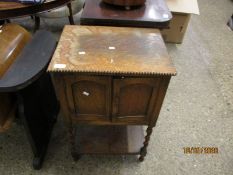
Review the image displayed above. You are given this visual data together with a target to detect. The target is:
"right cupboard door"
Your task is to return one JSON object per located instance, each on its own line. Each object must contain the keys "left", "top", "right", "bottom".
{"left": 112, "top": 77, "right": 160, "bottom": 124}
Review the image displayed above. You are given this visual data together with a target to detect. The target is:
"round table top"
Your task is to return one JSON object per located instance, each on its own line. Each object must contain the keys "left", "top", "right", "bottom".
{"left": 0, "top": 2, "right": 27, "bottom": 10}
{"left": 0, "top": 0, "right": 71, "bottom": 19}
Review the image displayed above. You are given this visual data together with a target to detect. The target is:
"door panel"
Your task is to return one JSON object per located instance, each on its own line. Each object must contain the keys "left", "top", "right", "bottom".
{"left": 65, "top": 75, "right": 111, "bottom": 121}
{"left": 113, "top": 77, "right": 160, "bottom": 123}
{"left": 118, "top": 84, "right": 152, "bottom": 116}
{"left": 73, "top": 81, "right": 106, "bottom": 115}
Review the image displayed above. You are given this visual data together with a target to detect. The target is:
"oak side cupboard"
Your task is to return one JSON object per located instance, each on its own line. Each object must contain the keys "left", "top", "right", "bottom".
{"left": 48, "top": 25, "right": 176, "bottom": 161}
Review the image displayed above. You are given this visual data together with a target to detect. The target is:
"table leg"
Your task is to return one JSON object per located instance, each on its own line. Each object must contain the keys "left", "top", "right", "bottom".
{"left": 139, "top": 126, "right": 153, "bottom": 162}
{"left": 67, "top": 3, "right": 74, "bottom": 25}
{"left": 34, "top": 16, "right": 40, "bottom": 32}
{"left": 17, "top": 73, "right": 59, "bottom": 169}
{"left": 69, "top": 122, "right": 81, "bottom": 161}
{"left": 0, "top": 20, "right": 5, "bottom": 25}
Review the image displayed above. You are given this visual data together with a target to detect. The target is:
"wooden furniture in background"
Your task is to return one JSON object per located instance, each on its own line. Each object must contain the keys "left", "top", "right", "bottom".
{"left": 81, "top": 0, "right": 172, "bottom": 29}
{"left": 0, "top": 25, "right": 59, "bottom": 169}
{"left": 102, "top": 0, "right": 146, "bottom": 6}
{"left": 0, "top": 24, "right": 31, "bottom": 77}
{"left": 37, "top": 0, "right": 84, "bottom": 25}
{"left": 0, "top": 24, "right": 31, "bottom": 132}
{"left": 48, "top": 25, "right": 176, "bottom": 161}
{"left": 0, "top": 0, "right": 74, "bottom": 30}
{"left": 0, "top": 93, "right": 14, "bottom": 132}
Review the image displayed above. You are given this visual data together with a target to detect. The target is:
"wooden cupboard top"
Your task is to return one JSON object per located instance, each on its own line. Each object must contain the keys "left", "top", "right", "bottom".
{"left": 48, "top": 25, "right": 176, "bottom": 76}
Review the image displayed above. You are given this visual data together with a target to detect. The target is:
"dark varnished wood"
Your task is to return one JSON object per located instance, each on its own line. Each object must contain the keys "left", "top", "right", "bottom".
{"left": 112, "top": 77, "right": 160, "bottom": 124}
{"left": 64, "top": 75, "right": 112, "bottom": 122}
{"left": 53, "top": 74, "right": 169, "bottom": 126}
{"left": 0, "top": 29, "right": 59, "bottom": 169}
{"left": 81, "top": 0, "right": 172, "bottom": 28}
{"left": 102, "top": 0, "right": 146, "bottom": 6}
{"left": 139, "top": 76, "right": 171, "bottom": 161}
{"left": 0, "top": 0, "right": 72, "bottom": 20}
{"left": 139, "top": 125, "right": 153, "bottom": 161}
{"left": 67, "top": 2, "right": 74, "bottom": 25}
{"left": 49, "top": 26, "right": 176, "bottom": 160}
{"left": 17, "top": 73, "right": 59, "bottom": 169}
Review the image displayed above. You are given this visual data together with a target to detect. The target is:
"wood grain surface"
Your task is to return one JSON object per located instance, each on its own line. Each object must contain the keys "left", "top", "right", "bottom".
{"left": 0, "top": 0, "right": 72, "bottom": 20}
{"left": 0, "top": 2, "right": 27, "bottom": 10}
{"left": 80, "top": 0, "right": 172, "bottom": 28}
{"left": 0, "top": 24, "right": 30, "bottom": 132}
{"left": 48, "top": 25, "right": 176, "bottom": 76}
{"left": 50, "top": 25, "right": 176, "bottom": 159}
{"left": 0, "top": 23, "right": 31, "bottom": 77}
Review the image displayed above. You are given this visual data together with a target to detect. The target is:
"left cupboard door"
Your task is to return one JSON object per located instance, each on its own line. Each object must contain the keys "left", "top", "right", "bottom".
{"left": 64, "top": 75, "right": 112, "bottom": 122}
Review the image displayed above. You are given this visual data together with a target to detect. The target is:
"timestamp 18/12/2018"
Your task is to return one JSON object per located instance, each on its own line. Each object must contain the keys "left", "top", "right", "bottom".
{"left": 183, "top": 147, "right": 218, "bottom": 154}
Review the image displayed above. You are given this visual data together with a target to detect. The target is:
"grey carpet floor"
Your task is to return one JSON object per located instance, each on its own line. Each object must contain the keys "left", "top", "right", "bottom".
{"left": 0, "top": 0, "right": 233, "bottom": 174}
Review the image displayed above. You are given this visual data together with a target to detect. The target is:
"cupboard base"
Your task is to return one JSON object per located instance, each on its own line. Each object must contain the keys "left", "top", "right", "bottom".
{"left": 72, "top": 125, "right": 144, "bottom": 155}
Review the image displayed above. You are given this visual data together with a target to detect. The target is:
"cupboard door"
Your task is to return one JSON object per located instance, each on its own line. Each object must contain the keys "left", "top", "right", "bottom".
{"left": 64, "top": 75, "right": 111, "bottom": 121}
{"left": 112, "top": 77, "right": 160, "bottom": 124}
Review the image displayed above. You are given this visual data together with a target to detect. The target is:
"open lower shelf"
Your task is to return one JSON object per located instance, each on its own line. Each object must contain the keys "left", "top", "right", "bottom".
{"left": 75, "top": 125, "right": 145, "bottom": 155}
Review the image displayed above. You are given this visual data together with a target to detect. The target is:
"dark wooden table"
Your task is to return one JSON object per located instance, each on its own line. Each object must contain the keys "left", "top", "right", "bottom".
{"left": 0, "top": 0, "right": 74, "bottom": 29}
{"left": 81, "top": 0, "right": 172, "bottom": 29}
{"left": 0, "top": 29, "right": 59, "bottom": 170}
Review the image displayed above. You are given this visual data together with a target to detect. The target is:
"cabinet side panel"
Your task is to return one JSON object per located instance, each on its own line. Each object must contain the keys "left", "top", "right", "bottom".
{"left": 51, "top": 74, "right": 71, "bottom": 122}
{"left": 149, "top": 76, "right": 171, "bottom": 126}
